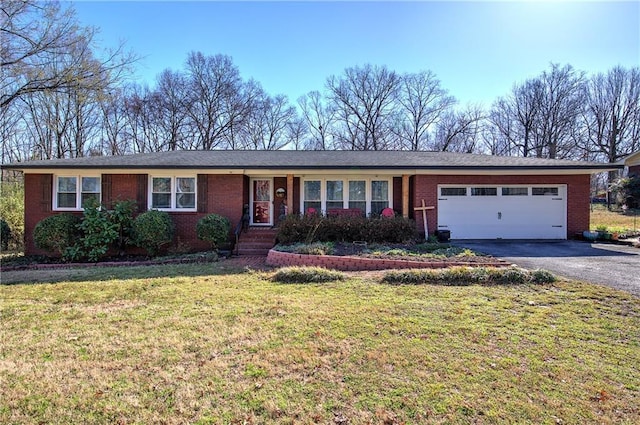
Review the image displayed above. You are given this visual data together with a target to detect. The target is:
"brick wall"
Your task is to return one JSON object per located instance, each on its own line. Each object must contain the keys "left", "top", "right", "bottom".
{"left": 22, "top": 173, "right": 247, "bottom": 256}
{"left": 413, "top": 174, "right": 591, "bottom": 238}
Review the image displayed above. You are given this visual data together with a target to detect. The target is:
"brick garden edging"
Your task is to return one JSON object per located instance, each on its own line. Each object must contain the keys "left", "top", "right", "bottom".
{"left": 266, "top": 249, "right": 510, "bottom": 271}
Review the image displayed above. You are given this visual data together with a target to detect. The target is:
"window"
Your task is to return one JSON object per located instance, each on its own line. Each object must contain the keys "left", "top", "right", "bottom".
{"left": 471, "top": 187, "right": 497, "bottom": 196}
{"left": 326, "top": 180, "right": 344, "bottom": 210}
{"left": 371, "top": 180, "right": 389, "bottom": 214}
{"left": 303, "top": 180, "right": 321, "bottom": 212}
{"left": 301, "top": 178, "right": 391, "bottom": 215}
{"left": 502, "top": 187, "right": 528, "bottom": 196}
{"left": 532, "top": 187, "right": 559, "bottom": 196}
{"left": 348, "top": 180, "right": 366, "bottom": 213}
{"left": 441, "top": 187, "right": 467, "bottom": 196}
{"left": 151, "top": 176, "right": 196, "bottom": 210}
{"left": 55, "top": 176, "right": 100, "bottom": 209}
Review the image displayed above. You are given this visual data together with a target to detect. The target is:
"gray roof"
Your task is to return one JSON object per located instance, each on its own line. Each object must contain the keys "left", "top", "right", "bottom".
{"left": 1, "top": 150, "right": 622, "bottom": 171}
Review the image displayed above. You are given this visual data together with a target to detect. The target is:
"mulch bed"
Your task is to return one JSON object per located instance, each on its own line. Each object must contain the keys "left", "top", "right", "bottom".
{"left": 329, "top": 242, "right": 498, "bottom": 264}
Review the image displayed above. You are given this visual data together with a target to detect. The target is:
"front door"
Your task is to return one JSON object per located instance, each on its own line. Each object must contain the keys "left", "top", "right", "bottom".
{"left": 251, "top": 178, "right": 272, "bottom": 226}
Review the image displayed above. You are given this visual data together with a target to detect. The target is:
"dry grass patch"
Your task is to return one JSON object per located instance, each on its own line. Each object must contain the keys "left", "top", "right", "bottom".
{"left": 1, "top": 262, "right": 639, "bottom": 424}
{"left": 591, "top": 204, "right": 640, "bottom": 233}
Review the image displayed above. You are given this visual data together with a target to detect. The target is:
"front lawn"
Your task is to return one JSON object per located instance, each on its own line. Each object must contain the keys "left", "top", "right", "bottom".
{"left": 591, "top": 204, "right": 640, "bottom": 233}
{"left": 1, "top": 262, "right": 639, "bottom": 424}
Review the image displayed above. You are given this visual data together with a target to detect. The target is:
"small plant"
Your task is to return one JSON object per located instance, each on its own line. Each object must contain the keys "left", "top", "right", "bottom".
{"left": 196, "top": 213, "right": 231, "bottom": 250}
{"left": 272, "top": 266, "right": 346, "bottom": 283}
{"left": 131, "top": 210, "right": 174, "bottom": 256}
{"left": 33, "top": 214, "right": 81, "bottom": 257}
{"left": 0, "top": 219, "right": 11, "bottom": 251}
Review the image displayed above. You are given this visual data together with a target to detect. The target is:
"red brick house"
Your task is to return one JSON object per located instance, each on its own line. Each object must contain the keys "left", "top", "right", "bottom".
{"left": 2, "top": 150, "right": 622, "bottom": 255}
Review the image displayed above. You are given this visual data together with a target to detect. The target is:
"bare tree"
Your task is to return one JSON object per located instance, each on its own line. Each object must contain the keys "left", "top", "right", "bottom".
{"left": 396, "top": 70, "right": 456, "bottom": 150}
{"left": 184, "top": 52, "right": 245, "bottom": 150}
{"left": 582, "top": 66, "right": 640, "bottom": 164}
{"left": 432, "top": 104, "right": 484, "bottom": 153}
{"left": 297, "top": 91, "right": 335, "bottom": 150}
{"left": 1, "top": 0, "right": 135, "bottom": 109}
{"left": 326, "top": 64, "right": 400, "bottom": 150}
{"left": 243, "top": 94, "right": 296, "bottom": 150}
{"left": 535, "top": 63, "right": 586, "bottom": 159}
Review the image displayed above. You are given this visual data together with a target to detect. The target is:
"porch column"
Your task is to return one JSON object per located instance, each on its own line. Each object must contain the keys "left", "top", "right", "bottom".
{"left": 402, "top": 174, "right": 410, "bottom": 218}
{"left": 287, "top": 174, "right": 294, "bottom": 215}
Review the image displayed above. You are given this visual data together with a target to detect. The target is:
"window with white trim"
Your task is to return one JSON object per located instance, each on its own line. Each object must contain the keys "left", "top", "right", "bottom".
{"left": 55, "top": 176, "right": 101, "bottom": 209}
{"left": 150, "top": 176, "right": 196, "bottom": 210}
{"left": 371, "top": 180, "right": 389, "bottom": 214}
{"left": 301, "top": 177, "right": 392, "bottom": 215}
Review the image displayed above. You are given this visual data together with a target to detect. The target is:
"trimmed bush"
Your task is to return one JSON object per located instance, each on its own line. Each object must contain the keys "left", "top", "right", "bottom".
{"left": 196, "top": 213, "right": 231, "bottom": 249}
{"left": 33, "top": 214, "right": 81, "bottom": 257}
{"left": 381, "top": 266, "right": 557, "bottom": 286}
{"left": 131, "top": 210, "right": 174, "bottom": 256}
{"left": 0, "top": 219, "right": 11, "bottom": 251}
{"left": 272, "top": 266, "right": 346, "bottom": 283}
{"left": 277, "top": 214, "right": 416, "bottom": 244}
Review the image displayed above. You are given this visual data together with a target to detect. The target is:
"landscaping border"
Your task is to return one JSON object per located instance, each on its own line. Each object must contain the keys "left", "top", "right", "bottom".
{"left": 266, "top": 249, "right": 510, "bottom": 271}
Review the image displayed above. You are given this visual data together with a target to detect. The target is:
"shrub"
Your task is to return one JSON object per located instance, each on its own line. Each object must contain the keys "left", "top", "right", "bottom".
{"left": 131, "top": 210, "right": 174, "bottom": 256}
{"left": 196, "top": 213, "right": 231, "bottom": 249}
{"left": 0, "top": 219, "right": 11, "bottom": 251}
{"left": 33, "top": 214, "right": 81, "bottom": 257}
{"left": 381, "top": 266, "right": 557, "bottom": 286}
{"left": 108, "top": 199, "right": 137, "bottom": 253}
{"left": 0, "top": 180, "right": 24, "bottom": 250}
{"left": 276, "top": 214, "right": 416, "bottom": 244}
{"left": 272, "top": 266, "right": 346, "bottom": 283}
{"left": 75, "top": 199, "right": 118, "bottom": 262}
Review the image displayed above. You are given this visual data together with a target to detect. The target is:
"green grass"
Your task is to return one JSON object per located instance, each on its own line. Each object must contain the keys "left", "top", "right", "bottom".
{"left": 1, "top": 262, "right": 639, "bottom": 424}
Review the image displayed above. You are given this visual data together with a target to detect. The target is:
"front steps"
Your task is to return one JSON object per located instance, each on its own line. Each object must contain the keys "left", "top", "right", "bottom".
{"left": 235, "top": 227, "right": 278, "bottom": 256}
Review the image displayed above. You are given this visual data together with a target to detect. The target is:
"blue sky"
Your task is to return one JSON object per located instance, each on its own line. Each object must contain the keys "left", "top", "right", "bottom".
{"left": 72, "top": 1, "right": 639, "bottom": 107}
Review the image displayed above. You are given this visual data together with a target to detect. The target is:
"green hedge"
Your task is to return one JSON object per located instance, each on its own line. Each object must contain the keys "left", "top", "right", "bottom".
{"left": 196, "top": 213, "right": 231, "bottom": 249}
{"left": 33, "top": 214, "right": 81, "bottom": 257}
{"left": 277, "top": 214, "right": 416, "bottom": 244}
{"left": 131, "top": 210, "right": 174, "bottom": 256}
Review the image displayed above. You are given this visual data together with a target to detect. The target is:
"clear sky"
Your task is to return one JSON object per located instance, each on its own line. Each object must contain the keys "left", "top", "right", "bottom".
{"left": 72, "top": 0, "right": 640, "bottom": 107}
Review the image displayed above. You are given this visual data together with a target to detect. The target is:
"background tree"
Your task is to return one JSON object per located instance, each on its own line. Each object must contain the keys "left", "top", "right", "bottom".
{"left": 327, "top": 64, "right": 400, "bottom": 150}
{"left": 396, "top": 70, "right": 456, "bottom": 151}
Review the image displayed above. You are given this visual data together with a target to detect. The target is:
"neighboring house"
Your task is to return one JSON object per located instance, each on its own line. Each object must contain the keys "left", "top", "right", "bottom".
{"left": 2, "top": 150, "right": 622, "bottom": 255}
{"left": 625, "top": 151, "right": 640, "bottom": 177}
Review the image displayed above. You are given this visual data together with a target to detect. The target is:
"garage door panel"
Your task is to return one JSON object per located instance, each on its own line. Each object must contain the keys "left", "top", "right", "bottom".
{"left": 437, "top": 185, "right": 566, "bottom": 239}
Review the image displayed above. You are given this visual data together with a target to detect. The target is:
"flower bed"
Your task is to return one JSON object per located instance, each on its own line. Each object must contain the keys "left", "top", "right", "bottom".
{"left": 266, "top": 249, "right": 509, "bottom": 271}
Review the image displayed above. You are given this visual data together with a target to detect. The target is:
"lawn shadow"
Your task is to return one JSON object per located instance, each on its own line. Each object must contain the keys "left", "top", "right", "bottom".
{"left": 0, "top": 257, "right": 272, "bottom": 285}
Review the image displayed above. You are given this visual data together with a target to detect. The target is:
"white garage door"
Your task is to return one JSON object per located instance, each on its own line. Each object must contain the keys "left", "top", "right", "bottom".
{"left": 437, "top": 185, "right": 567, "bottom": 239}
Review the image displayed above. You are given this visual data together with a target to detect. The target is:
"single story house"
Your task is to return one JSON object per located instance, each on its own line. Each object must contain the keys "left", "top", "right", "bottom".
{"left": 2, "top": 150, "right": 623, "bottom": 255}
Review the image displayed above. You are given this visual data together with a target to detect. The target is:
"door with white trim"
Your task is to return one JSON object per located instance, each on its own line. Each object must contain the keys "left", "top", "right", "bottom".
{"left": 250, "top": 178, "right": 273, "bottom": 226}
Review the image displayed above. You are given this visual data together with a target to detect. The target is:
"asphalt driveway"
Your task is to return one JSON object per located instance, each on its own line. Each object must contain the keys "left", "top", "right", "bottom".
{"left": 454, "top": 240, "right": 640, "bottom": 297}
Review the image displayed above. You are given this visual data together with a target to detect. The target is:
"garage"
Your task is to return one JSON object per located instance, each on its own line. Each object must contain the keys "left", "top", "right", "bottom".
{"left": 437, "top": 185, "right": 567, "bottom": 239}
